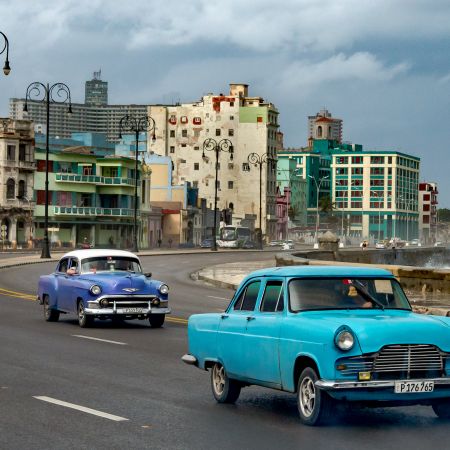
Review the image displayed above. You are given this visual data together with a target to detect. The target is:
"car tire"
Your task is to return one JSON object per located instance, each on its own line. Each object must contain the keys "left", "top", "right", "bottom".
{"left": 43, "top": 295, "right": 60, "bottom": 322}
{"left": 297, "top": 367, "right": 336, "bottom": 426}
{"left": 149, "top": 314, "right": 165, "bottom": 328}
{"left": 78, "top": 301, "right": 94, "bottom": 328}
{"left": 433, "top": 401, "right": 450, "bottom": 419}
{"left": 210, "top": 362, "right": 241, "bottom": 404}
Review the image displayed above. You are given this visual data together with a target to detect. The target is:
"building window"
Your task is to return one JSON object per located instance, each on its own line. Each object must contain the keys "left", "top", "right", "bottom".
{"left": 216, "top": 129, "right": 221, "bottom": 136}
{"left": 169, "top": 115, "right": 176, "bottom": 125}
{"left": 182, "top": 129, "right": 187, "bottom": 137}
{"left": 6, "top": 178, "right": 15, "bottom": 199}
{"left": 181, "top": 143, "right": 187, "bottom": 147}
{"left": 230, "top": 102, "right": 234, "bottom": 107}
{"left": 170, "top": 146, "right": 175, "bottom": 153}
{"left": 257, "top": 116, "right": 263, "bottom": 123}
{"left": 170, "top": 130, "right": 175, "bottom": 138}
{"left": 194, "top": 163, "right": 199, "bottom": 170}
{"left": 194, "top": 146, "right": 199, "bottom": 150}
{"left": 228, "top": 129, "right": 234, "bottom": 136}
{"left": 79, "top": 193, "right": 92, "bottom": 207}
{"left": 352, "top": 156, "right": 363, "bottom": 164}
{"left": 228, "top": 181, "right": 233, "bottom": 189}
{"left": 7, "top": 145, "right": 15, "bottom": 161}
{"left": 370, "top": 156, "right": 384, "bottom": 164}
{"left": 317, "top": 126, "right": 323, "bottom": 137}
{"left": 230, "top": 115, "right": 234, "bottom": 120}
{"left": 193, "top": 129, "right": 200, "bottom": 137}
{"left": 352, "top": 167, "right": 363, "bottom": 175}
{"left": 193, "top": 117, "right": 201, "bottom": 124}
{"left": 180, "top": 116, "right": 188, "bottom": 124}
{"left": 18, "top": 180, "right": 25, "bottom": 198}
{"left": 193, "top": 181, "right": 198, "bottom": 188}
{"left": 19, "top": 144, "right": 26, "bottom": 161}
{"left": 336, "top": 157, "right": 348, "bottom": 164}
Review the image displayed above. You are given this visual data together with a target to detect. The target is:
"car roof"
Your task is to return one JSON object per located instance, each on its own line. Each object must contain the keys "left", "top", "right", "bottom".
{"left": 61, "top": 249, "right": 140, "bottom": 261}
{"left": 242, "top": 265, "right": 394, "bottom": 281}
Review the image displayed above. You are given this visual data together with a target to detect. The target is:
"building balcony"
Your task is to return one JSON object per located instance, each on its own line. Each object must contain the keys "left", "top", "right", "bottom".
{"left": 53, "top": 206, "right": 137, "bottom": 217}
{"left": 55, "top": 173, "right": 135, "bottom": 186}
{"left": 18, "top": 160, "right": 36, "bottom": 170}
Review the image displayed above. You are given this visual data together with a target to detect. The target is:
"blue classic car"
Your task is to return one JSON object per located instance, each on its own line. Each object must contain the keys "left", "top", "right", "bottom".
{"left": 182, "top": 266, "right": 450, "bottom": 425}
{"left": 37, "top": 249, "right": 170, "bottom": 328}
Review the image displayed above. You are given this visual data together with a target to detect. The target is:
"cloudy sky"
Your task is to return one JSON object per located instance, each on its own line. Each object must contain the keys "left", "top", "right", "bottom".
{"left": 1, "top": 0, "right": 449, "bottom": 206}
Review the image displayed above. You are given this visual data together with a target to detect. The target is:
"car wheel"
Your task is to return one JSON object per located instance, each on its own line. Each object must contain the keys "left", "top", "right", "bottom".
{"left": 78, "top": 301, "right": 93, "bottom": 328}
{"left": 433, "top": 401, "right": 450, "bottom": 419}
{"left": 210, "top": 362, "right": 241, "bottom": 404}
{"left": 297, "top": 367, "right": 336, "bottom": 426}
{"left": 43, "top": 295, "right": 60, "bottom": 322}
{"left": 149, "top": 314, "right": 165, "bottom": 328}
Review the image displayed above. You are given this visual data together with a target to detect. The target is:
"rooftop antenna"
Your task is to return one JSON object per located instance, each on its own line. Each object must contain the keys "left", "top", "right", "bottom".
{"left": 93, "top": 69, "right": 101, "bottom": 80}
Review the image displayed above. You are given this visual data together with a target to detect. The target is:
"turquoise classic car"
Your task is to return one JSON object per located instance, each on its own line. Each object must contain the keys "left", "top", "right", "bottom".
{"left": 182, "top": 266, "right": 450, "bottom": 425}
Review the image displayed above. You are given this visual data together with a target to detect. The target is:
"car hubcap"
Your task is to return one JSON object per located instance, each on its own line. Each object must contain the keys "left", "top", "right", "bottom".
{"left": 213, "top": 365, "right": 225, "bottom": 395}
{"left": 299, "top": 377, "right": 316, "bottom": 417}
{"left": 78, "top": 304, "right": 85, "bottom": 322}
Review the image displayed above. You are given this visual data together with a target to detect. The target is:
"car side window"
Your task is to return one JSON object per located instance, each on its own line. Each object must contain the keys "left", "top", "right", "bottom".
{"left": 241, "top": 281, "right": 261, "bottom": 311}
{"left": 233, "top": 289, "right": 246, "bottom": 310}
{"left": 260, "top": 281, "right": 284, "bottom": 312}
{"left": 68, "top": 258, "right": 79, "bottom": 273}
{"left": 57, "top": 258, "right": 69, "bottom": 273}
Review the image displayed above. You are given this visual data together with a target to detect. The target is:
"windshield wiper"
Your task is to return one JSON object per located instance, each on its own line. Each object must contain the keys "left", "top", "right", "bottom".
{"left": 351, "top": 280, "right": 385, "bottom": 310}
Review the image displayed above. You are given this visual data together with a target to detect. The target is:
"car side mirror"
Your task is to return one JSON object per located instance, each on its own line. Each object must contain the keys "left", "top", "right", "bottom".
{"left": 144, "top": 272, "right": 152, "bottom": 278}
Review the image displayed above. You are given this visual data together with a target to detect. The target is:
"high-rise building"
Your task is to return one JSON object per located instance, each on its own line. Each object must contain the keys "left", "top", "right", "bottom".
{"left": 9, "top": 74, "right": 147, "bottom": 143}
{"left": 148, "top": 83, "right": 280, "bottom": 240}
{"left": 85, "top": 70, "right": 108, "bottom": 106}
{"left": 308, "top": 109, "right": 343, "bottom": 142}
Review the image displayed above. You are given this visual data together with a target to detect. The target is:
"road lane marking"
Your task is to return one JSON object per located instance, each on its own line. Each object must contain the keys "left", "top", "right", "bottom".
{"left": 166, "top": 316, "right": 188, "bottom": 324}
{"left": 208, "top": 295, "right": 229, "bottom": 300}
{"left": 72, "top": 335, "right": 127, "bottom": 345}
{"left": 33, "top": 396, "right": 129, "bottom": 421}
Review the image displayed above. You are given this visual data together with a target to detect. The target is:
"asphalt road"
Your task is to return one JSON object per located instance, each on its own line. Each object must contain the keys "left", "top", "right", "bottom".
{"left": 1, "top": 251, "right": 450, "bottom": 450}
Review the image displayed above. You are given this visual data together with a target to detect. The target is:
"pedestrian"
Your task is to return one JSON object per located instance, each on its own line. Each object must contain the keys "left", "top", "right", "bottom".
{"left": 157, "top": 238, "right": 162, "bottom": 248}
{"left": 362, "top": 240, "right": 367, "bottom": 250}
{"left": 168, "top": 238, "right": 173, "bottom": 248}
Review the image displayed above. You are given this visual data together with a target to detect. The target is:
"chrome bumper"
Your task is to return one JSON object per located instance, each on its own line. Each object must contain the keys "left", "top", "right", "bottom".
{"left": 181, "top": 354, "right": 198, "bottom": 366}
{"left": 316, "top": 377, "right": 450, "bottom": 391}
{"left": 85, "top": 307, "right": 171, "bottom": 315}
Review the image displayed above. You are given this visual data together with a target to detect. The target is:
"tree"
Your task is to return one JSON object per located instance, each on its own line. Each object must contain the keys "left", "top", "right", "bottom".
{"left": 319, "top": 195, "right": 334, "bottom": 214}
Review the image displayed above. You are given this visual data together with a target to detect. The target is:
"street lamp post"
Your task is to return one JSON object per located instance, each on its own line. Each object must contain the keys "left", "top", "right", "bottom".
{"left": 0, "top": 31, "right": 11, "bottom": 75}
{"left": 24, "top": 82, "right": 72, "bottom": 258}
{"left": 245, "top": 152, "right": 277, "bottom": 250}
{"left": 202, "top": 138, "right": 234, "bottom": 252}
{"left": 118, "top": 115, "right": 156, "bottom": 253}
{"left": 308, "top": 174, "right": 329, "bottom": 246}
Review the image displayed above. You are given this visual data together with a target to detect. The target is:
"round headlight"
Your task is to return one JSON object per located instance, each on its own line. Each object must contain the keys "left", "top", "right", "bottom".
{"left": 90, "top": 285, "right": 101, "bottom": 295}
{"left": 335, "top": 330, "right": 354, "bottom": 351}
{"left": 159, "top": 284, "right": 169, "bottom": 295}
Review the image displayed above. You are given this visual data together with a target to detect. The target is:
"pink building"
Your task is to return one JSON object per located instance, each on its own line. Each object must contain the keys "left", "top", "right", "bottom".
{"left": 276, "top": 186, "right": 290, "bottom": 240}
{"left": 419, "top": 182, "right": 438, "bottom": 243}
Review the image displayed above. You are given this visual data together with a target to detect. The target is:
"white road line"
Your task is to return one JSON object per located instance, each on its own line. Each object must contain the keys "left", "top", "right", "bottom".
{"left": 72, "top": 335, "right": 127, "bottom": 345}
{"left": 208, "top": 296, "right": 229, "bottom": 300}
{"left": 33, "top": 396, "right": 129, "bottom": 422}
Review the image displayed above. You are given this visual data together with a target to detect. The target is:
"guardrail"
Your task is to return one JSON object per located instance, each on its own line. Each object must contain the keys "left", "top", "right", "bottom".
{"left": 55, "top": 173, "right": 135, "bottom": 186}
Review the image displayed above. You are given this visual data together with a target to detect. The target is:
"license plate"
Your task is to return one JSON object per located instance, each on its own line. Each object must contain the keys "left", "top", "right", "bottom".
{"left": 394, "top": 381, "right": 434, "bottom": 394}
{"left": 120, "top": 308, "right": 145, "bottom": 314}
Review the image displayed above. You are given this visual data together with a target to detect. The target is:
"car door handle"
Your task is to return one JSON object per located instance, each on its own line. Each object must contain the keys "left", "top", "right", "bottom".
{"left": 246, "top": 316, "right": 255, "bottom": 321}
{"left": 221, "top": 314, "right": 229, "bottom": 319}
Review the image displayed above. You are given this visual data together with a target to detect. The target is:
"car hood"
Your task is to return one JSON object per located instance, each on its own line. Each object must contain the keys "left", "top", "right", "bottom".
{"left": 78, "top": 272, "right": 156, "bottom": 293}
{"left": 305, "top": 310, "right": 450, "bottom": 353}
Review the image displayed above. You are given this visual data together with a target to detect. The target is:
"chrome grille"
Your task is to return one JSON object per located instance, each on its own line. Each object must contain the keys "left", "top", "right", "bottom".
{"left": 338, "top": 356, "right": 374, "bottom": 376}
{"left": 374, "top": 344, "right": 443, "bottom": 374}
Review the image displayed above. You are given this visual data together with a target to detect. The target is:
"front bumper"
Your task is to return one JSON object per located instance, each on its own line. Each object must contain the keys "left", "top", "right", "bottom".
{"left": 316, "top": 377, "right": 450, "bottom": 391}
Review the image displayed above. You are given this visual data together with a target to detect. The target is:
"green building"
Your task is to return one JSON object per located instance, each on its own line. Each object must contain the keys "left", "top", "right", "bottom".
{"left": 33, "top": 136, "right": 145, "bottom": 248}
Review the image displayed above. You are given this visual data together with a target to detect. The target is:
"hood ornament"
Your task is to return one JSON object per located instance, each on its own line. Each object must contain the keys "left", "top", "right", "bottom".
{"left": 122, "top": 288, "right": 139, "bottom": 292}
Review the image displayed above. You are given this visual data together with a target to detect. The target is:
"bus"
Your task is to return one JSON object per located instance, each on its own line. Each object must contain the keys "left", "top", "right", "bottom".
{"left": 217, "top": 226, "right": 252, "bottom": 248}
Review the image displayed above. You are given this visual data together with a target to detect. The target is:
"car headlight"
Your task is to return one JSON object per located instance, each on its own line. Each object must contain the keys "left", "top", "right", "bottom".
{"left": 90, "top": 285, "right": 102, "bottom": 295}
{"left": 334, "top": 329, "right": 354, "bottom": 351}
{"left": 159, "top": 284, "right": 169, "bottom": 295}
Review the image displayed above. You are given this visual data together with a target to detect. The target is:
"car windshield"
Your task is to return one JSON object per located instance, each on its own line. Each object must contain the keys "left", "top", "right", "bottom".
{"left": 289, "top": 277, "right": 411, "bottom": 312}
{"left": 81, "top": 256, "right": 142, "bottom": 274}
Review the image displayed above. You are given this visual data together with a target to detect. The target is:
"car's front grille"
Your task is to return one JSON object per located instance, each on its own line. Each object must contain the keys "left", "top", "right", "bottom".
{"left": 102, "top": 298, "right": 152, "bottom": 309}
{"left": 373, "top": 344, "right": 443, "bottom": 379}
{"left": 337, "top": 344, "right": 445, "bottom": 380}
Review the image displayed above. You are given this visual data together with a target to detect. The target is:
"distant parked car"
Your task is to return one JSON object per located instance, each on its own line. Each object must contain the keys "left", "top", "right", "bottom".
{"left": 282, "top": 241, "right": 294, "bottom": 250}
{"left": 268, "top": 240, "right": 283, "bottom": 247}
{"left": 407, "top": 239, "right": 421, "bottom": 247}
{"left": 200, "top": 238, "right": 214, "bottom": 248}
{"left": 183, "top": 265, "right": 450, "bottom": 425}
{"left": 37, "top": 249, "right": 170, "bottom": 328}
{"left": 375, "top": 241, "right": 387, "bottom": 249}
{"left": 434, "top": 241, "right": 444, "bottom": 247}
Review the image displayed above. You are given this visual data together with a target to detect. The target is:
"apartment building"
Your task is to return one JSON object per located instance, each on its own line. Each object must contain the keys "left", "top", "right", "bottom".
{"left": 331, "top": 150, "right": 420, "bottom": 240}
{"left": 419, "top": 182, "right": 438, "bottom": 243}
{"left": 308, "top": 109, "right": 343, "bottom": 143}
{"left": 0, "top": 118, "right": 35, "bottom": 247}
{"left": 148, "top": 83, "right": 280, "bottom": 240}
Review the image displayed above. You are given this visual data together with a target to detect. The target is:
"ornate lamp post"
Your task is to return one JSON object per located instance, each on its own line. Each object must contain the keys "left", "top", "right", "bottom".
{"left": 24, "top": 82, "right": 72, "bottom": 258}
{"left": 0, "top": 31, "right": 11, "bottom": 75}
{"left": 308, "top": 174, "right": 329, "bottom": 247}
{"left": 202, "top": 138, "right": 234, "bottom": 251}
{"left": 118, "top": 115, "right": 156, "bottom": 253}
{"left": 245, "top": 152, "right": 277, "bottom": 250}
